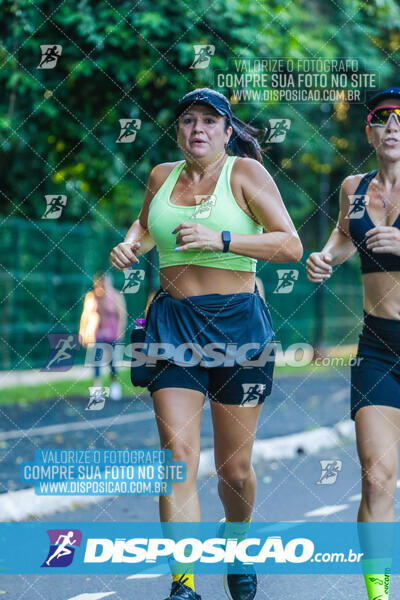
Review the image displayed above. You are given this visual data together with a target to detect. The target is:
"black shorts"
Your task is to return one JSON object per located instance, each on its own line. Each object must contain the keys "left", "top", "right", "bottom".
{"left": 351, "top": 312, "right": 400, "bottom": 420}
{"left": 148, "top": 344, "right": 275, "bottom": 406}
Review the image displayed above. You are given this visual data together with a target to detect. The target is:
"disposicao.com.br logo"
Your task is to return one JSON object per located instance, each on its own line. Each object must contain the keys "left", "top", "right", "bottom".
{"left": 84, "top": 535, "right": 313, "bottom": 564}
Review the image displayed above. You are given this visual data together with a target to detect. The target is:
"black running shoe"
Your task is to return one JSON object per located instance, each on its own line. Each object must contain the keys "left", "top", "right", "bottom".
{"left": 217, "top": 519, "right": 257, "bottom": 600}
{"left": 223, "top": 566, "right": 257, "bottom": 600}
{"left": 164, "top": 575, "right": 201, "bottom": 600}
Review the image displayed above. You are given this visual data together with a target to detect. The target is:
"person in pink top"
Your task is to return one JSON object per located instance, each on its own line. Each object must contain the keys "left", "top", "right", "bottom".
{"left": 79, "top": 272, "right": 127, "bottom": 400}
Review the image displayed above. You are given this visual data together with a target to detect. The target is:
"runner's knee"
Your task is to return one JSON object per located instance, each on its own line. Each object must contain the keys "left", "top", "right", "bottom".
{"left": 217, "top": 459, "right": 253, "bottom": 490}
{"left": 163, "top": 439, "right": 200, "bottom": 481}
{"left": 362, "top": 457, "right": 397, "bottom": 501}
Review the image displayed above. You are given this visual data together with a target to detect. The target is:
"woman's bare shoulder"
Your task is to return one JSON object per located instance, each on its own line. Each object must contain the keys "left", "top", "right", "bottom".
{"left": 140, "top": 161, "right": 184, "bottom": 205}
{"left": 231, "top": 155, "right": 264, "bottom": 171}
{"left": 231, "top": 156, "right": 273, "bottom": 181}
{"left": 150, "top": 161, "right": 183, "bottom": 185}
{"left": 341, "top": 173, "right": 370, "bottom": 194}
{"left": 231, "top": 157, "right": 278, "bottom": 195}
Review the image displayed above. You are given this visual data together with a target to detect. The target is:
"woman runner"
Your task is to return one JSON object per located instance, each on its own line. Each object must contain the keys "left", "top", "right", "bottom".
{"left": 307, "top": 87, "right": 400, "bottom": 600}
{"left": 111, "top": 88, "right": 302, "bottom": 600}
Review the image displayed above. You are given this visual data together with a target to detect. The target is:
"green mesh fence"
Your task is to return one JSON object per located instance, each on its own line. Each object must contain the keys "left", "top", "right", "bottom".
{"left": 0, "top": 217, "right": 363, "bottom": 371}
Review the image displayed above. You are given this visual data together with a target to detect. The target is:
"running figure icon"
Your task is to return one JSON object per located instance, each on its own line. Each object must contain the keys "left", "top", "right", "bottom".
{"left": 45, "top": 335, "right": 77, "bottom": 370}
{"left": 45, "top": 531, "right": 77, "bottom": 566}
{"left": 37, "top": 45, "right": 62, "bottom": 69}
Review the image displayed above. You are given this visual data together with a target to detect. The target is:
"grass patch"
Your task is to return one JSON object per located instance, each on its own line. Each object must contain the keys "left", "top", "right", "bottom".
{"left": 0, "top": 369, "right": 145, "bottom": 406}
{"left": 0, "top": 359, "right": 351, "bottom": 406}
{"left": 275, "top": 362, "right": 348, "bottom": 377}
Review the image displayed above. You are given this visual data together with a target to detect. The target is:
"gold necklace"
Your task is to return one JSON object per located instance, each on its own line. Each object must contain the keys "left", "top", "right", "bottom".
{"left": 373, "top": 173, "right": 400, "bottom": 225}
{"left": 373, "top": 174, "right": 387, "bottom": 209}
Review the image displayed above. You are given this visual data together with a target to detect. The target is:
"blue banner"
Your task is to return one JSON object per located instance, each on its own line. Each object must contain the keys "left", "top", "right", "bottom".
{"left": 0, "top": 522, "right": 399, "bottom": 574}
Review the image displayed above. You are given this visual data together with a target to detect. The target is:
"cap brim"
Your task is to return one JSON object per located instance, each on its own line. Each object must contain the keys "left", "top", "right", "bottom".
{"left": 175, "top": 99, "right": 226, "bottom": 119}
{"left": 368, "top": 93, "right": 400, "bottom": 111}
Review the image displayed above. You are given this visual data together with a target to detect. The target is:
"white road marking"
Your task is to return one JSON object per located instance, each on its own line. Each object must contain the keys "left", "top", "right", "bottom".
{"left": 258, "top": 521, "right": 305, "bottom": 534}
{"left": 305, "top": 504, "right": 349, "bottom": 517}
{"left": 333, "top": 419, "right": 355, "bottom": 439}
{"left": 330, "top": 388, "right": 349, "bottom": 403}
{"left": 348, "top": 493, "right": 361, "bottom": 502}
{"left": 67, "top": 593, "right": 116, "bottom": 600}
{"left": 0, "top": 402, "right": 211, "bottom": 441}
{"left": 126, "top": 573, "right": 163, "bottom": 579}
{"left": 0, "top": 411, "right": 154, "bottom": 440}
{"left": 0, "top": 486, "right": 108, "bottom": 521}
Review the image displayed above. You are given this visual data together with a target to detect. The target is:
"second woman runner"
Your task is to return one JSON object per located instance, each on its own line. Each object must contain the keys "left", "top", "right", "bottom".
{"left": 307, "top": 87, "right": 400, "bottom": 600}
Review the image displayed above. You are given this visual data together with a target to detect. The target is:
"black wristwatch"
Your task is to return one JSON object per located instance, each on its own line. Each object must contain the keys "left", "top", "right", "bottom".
{"left": 222, "top": 230, "right": 231, "bottom": 253}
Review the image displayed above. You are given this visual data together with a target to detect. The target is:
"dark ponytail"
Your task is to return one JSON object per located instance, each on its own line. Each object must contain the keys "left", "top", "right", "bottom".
{"left": 226, "top": 115, "right": 266, "bottom": 164}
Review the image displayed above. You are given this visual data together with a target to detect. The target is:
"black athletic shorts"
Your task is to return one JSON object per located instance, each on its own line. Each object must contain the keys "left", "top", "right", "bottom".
{"left": 148, "top": 344, "right": 275, "bottom": 406}
{"left": 351, "top": 311, "right": 400, "bottom": 420}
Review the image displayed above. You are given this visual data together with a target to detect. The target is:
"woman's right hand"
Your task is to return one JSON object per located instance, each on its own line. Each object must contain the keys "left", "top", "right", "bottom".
{"left": 109, "top": 241, "right": 141, "bottom": 271}
{"left": 306, "top": 251, "right": 333, "bottom": 282}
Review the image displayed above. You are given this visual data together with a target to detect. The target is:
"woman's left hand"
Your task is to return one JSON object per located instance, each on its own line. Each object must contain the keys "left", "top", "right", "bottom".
{"left": 173, "top": 222, "right": 224, "bottom": 252}
{"left": 365, "top": 226, "right": 400, "bottom": 256}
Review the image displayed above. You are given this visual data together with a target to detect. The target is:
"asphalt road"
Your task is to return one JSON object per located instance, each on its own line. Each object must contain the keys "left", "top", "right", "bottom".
{"left": 0, "top": 371, "right": 351, "bottom": 493}
{"left": 1, "top": 371, "right": 400, "bottom": 599}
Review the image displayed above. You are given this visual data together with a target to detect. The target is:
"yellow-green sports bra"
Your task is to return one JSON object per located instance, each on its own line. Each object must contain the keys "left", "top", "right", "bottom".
{"left": 147, "top": 155, "right": 263, "bottom": 272}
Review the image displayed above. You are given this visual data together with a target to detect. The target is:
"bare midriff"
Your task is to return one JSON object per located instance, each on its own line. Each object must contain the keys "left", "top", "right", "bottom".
{"left": 159, "top": 264, "right": 255, "bottom": 299}
{"left": 363, "top": 272, "right": 400, "bottom": 320}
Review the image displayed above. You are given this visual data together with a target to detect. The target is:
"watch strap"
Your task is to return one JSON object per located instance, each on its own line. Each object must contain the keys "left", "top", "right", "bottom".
{"left": 222, "top": 230, "right": 231, "bottom": 253}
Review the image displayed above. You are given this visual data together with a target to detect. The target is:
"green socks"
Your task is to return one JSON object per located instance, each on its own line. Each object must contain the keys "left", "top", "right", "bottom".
{"left": 223, "top": 517, "right": 252, "bottom": 542}
{"left": 362, "top": 558, "right": 391, "bottom": 600}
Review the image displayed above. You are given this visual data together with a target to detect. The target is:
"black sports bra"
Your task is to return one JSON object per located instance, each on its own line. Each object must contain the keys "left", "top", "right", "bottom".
{"left": 348, "top": 170, "right": 400, "bottom": 274}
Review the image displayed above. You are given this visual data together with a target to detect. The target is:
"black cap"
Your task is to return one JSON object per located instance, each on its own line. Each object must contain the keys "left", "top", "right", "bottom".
{"left": 367, "top": 87, "right": 400, "bottom": 112}
{"left": 174, "top": 88, "right": 233, "bottom": 123}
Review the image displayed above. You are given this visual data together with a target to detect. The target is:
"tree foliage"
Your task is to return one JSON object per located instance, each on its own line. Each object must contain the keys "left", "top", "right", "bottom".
{"left": 1, "top": 0, "right": 399, "bottom": 245}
